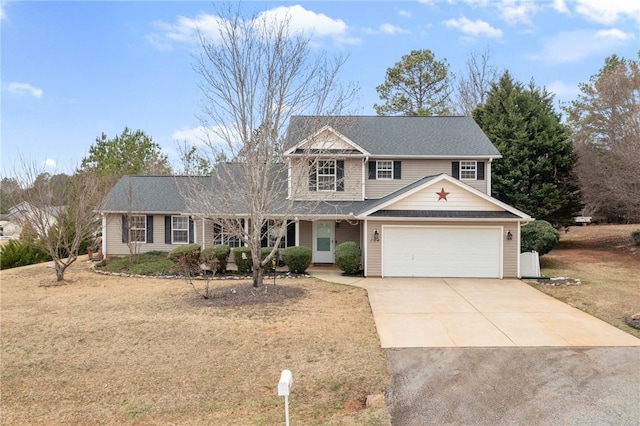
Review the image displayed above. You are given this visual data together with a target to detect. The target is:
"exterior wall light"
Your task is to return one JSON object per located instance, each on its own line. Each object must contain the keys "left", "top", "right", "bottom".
{"left": 506, "top": 230, "right": 513, "bottom": 241}
{"left": 373, "top": 229, "right": 380, "bottom": 242}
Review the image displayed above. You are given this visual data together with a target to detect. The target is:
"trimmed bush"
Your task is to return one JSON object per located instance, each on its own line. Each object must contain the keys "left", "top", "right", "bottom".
{"left": 335, "top": 241, "right": 361, "bottom": 275}
{"left": 0, "top": 240, "right": 51, "bottom": 270}
{"left": 521, "top": 220, "right": 560, "bottom": 256}
{"left": 233, "top": 247, "right": 252, "bottom": 274}
{"left": 283, "top": 246, "right": 312, "bottom": 274}
{"left": 168, "top": 244, "right": 201, "bottom": 276}
{"left": 201, "top": 245, "right": 230, "bottom": 273}
{"left": 102, "top": 251, "right": 173, "bottom": 275}
{"left": 632, "top": 231, "right": 640, "bottom": 246}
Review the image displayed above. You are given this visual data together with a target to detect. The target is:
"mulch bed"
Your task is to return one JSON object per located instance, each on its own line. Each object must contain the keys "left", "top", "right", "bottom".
{"left": 186, "top": 282, "right": 307, "bottom": 307}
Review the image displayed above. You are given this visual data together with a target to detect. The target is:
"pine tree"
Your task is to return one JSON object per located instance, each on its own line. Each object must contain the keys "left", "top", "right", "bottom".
{"left": 473, "top": 71, "right": 582, "bottom": 226}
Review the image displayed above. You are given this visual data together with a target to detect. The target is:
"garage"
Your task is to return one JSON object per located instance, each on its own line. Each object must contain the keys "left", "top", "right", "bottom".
{"left": 382, "top": 226, "right": 502, "bottom": 278}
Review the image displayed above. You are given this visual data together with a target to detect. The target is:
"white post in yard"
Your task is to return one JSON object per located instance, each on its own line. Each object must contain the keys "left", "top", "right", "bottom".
{"left": 278, "top": 369, "right": 293, "bottom": 426}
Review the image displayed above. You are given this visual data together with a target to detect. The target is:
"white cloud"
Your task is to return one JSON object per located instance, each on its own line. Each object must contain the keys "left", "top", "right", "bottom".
{"left": 595, "top": 28, "right": 635, "bottom": 40}
{"left": 398, "top": 9, "right": 412, "bottom": 18}
{"left": 148, "top": 5, "right": 358, "bottom": 50}
{"left": 528, "top": 29, "right": 634, "bottom": 64}
{"left": 575, "top": 0, "right": 640, "bottom": 25}
{"left": 42, "top": 159, "right": 57, "bottom": 169}
{"left": 552, "top": 0, "right": 570, "bottom": 14}
{"left": 172, "top": 126, "right": 211, "bottom": 146}
{"left": 363, "top": 23, "right": 409, "bottom": 35}
{"left": 546, "top": 80, "right": 580, "bottom": 99}
{"left": 7, "top": 82, "right": 43, "bottom": 98}
{"left": 172, "top": 125, "right": 238, "bottom": 148}
{"left": 443, "top": 17, "right": 503, "bottom": 38}
{"left": 496, "top": 0, "right": 540, "bottom": 26}
{"left": 0, "top": 3, "right": 5, "bottom": 21}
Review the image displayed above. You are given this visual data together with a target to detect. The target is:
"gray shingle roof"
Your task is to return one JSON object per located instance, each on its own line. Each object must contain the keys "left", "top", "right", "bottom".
{"left": 285, "top": 115, "right": 500, "bottom": 157}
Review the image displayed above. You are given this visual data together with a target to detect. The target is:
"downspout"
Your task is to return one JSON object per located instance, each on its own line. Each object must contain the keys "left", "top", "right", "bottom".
{"left": 488, "top": 158, "right": 493, "bottom": 197}
{"left": 362, "top": 157, "right": 368, "bottom": 200}
{"left": 101, "top": 214, "right": 107, "bottom": 257}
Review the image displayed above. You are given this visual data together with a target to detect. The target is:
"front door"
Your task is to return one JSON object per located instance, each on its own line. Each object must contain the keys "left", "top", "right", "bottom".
{"left": 314, "top": 221, "right": 334, "bottom": 263}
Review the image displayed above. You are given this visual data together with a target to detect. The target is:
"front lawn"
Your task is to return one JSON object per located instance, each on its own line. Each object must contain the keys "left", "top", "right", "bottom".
{"left": 1, "top": 260, "right": 389, "bottom": 425}
{"left": 531, "top": 224, "right": 640, "bottom": 338}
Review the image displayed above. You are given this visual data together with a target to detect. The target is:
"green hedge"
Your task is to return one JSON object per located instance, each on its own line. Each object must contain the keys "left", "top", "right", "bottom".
{"left": 168, "top": 244, "right": 201, "bottom": 276}
{"left": 283, "top": 246, "right": 312, "bottom": 274}
{"left": 521, "top": 220, "right": 560, "bottom": 256}
{"left": 632, "top": 231, "right": 640, "bottom": 246}
{"left": 201, "top": 245, "right": 230, "bottom": 273}
{"left": 335, "top": 241, "right": 361, "bottom": 275}
{"left": 0, "top": 240, "right": 51, "bottom": 270}
{"left": 233, "top": 247, "right": 252, "bottom": 274}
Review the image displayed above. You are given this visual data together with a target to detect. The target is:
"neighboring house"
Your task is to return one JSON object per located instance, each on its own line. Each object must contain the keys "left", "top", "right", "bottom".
{"left": 4, "top": 201, "right": 63, "bottom": 238}
{"left": 97, "top": 116, "right": 532, "bottom": 278}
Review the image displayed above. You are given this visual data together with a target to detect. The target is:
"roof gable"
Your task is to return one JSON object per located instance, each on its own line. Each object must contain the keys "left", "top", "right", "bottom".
{"left": 359, "top": 174, "right": 531, "bottom": 219}
{"left": 283, "top": 125, "right": 369, "bottom": 156}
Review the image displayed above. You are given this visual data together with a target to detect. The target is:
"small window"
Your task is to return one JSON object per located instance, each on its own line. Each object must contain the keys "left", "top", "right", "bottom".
{"left": 172, "top": 216, "right": 189, "bottom": 244}
{"left": 213, "top": 221, "right": 244, "bottom": 248}
{"left": 376, "top": 161, "right": 393, "bottom": 180}
{"left": 267, "top": 220, "right": 286, "bottom": 249}
{"left": 130, "top": 215, "right": 147, "bottom": 243}
{"left": 460, "top": 161, "right": 477, "bottom": 180}
{"left": 317, "top": 160, "right": 336, "bottom": 191}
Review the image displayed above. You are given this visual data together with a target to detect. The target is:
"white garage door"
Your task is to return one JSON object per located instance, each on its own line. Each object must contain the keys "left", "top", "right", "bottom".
{"left": 382, "top": 226, "right": 501, "bottom": 278}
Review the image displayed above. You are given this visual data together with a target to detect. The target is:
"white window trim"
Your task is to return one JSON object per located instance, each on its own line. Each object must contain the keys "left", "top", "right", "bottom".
{"left": 267, "top": 220, "right": 287, "bottom": 249}
{"left": 317, "top": 159, "right": 337, "bottom": 192}
{"left": 376, "top": 160, "right": 393, "bottom": 180}
{"left": 130, "top": 215, "right": 147, "bottom": 243}
{"left": 460, "top": 161, "right": 477, "bottom": 180}
{"left": 214, "top": 222, "right": 245, "bottom": 248}
{"left": 171, "top": 216, "right": 189, "bottom": 244}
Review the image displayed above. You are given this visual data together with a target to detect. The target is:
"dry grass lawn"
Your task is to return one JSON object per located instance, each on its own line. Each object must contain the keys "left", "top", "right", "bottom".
{"left": 1, "top": 261, "right": 389, "bottom": 425}
{"left": 530, "top": 224, "right": 640, "bottom": 338}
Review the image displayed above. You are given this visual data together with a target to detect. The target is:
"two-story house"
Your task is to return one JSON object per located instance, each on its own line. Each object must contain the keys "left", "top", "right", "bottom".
{"left": 98, "top": 116, "right": 532, "bottom": 278}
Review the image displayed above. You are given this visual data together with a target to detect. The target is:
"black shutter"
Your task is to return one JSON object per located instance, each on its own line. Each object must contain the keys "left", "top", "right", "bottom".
{"left": 122, "top": 215, "right": 129, "bottom": 243}
{"left": 337, "top": 160, "right": 344, "bottom": 191}
{"left": 368, "top": 161, "right": 376, "bottom": 179}
{"left": 393, "top": 161, "right": 401, "bottom": 180}
{"left": 477, "top": 161, "right": 485, "bottom": 180}
{"left": 146, "top": 215, "right": 153, "bottom": 243}
{"left": 165, "top": 216, "right": 171, "bottom": 244}
{"left": 308, "top": 160, "right": 317, "bottom": 191}
{"left": 261, "top": 222, "right": 268, "bottom": 247}
{"left": 213, "top": 222, "right": 222, "bottom": 245}
{"left": 452, "top": 162, "right": 460, "bottom": 179}
{"left": 286, "top": 220, "right": 296, "bottom": 247}
{"left": 188, "top": 217, "right": 194, "bottom": 244}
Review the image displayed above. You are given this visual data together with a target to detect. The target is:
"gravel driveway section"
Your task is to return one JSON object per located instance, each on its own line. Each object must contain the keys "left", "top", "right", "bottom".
{"left": 385, "top": 346, "right": 640, "bottom": 426}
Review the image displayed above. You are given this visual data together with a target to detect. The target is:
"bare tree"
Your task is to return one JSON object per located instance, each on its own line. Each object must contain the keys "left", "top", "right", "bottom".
{"left": 9, "top": 161, "right": 105, "bottom": 282}
{"left": 564, "top": 53, "right": 640, "bottom": 222}
{"left": 454, "top": 48, "right": 500, "bottom": 116}
{"left": 183, "top": 4, "right": 356, "bottom": 287}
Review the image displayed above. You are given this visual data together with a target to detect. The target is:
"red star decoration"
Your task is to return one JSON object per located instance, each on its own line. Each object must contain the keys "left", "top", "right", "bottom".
{"left": 436, "top": 187, "right": 450, "bottom": 201}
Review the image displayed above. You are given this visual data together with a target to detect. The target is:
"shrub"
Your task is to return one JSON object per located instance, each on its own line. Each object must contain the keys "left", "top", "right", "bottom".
{"left": 632, "top": 231, "right": 640, "bottom": 246}
{"left": 261, "top": 247, "right": 278, "bottom": 273}
{"left": 283, "top": 246, "right": 312, "bottom": 274}
{"left": 101, "top": 251, "right": 173, "bottom": 275}
{"left": 335, "top": 241, "right": 361, "bottom": 275}
{"left": 520, "top": 220, "right": 560, "bottom": 256}
{"left": 0, "top": 240, "right": 51, "bottom": 270}
{"left": 201, "top": 245, "right": 230, "bottom": 273}
{"left": 168, "top": 244, "right": 201, "bottom": 276}
{"left": 233, "top": 247, "right": 252, "bottom": 274}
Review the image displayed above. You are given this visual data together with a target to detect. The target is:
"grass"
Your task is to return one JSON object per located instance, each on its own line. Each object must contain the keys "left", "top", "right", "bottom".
{"left": 1, "top": 260, "right": 389, "bottom": 425}
{"left": 100, "top": 251, "right": 174, "bottom": 275}
{"left": 529, "top": 224, "right": 640, "bottom": 338}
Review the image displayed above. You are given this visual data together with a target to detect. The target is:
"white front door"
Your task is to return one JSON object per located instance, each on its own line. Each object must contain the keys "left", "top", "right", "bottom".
{"left": 313, "top": 221, "right": 334, "bottom": 263}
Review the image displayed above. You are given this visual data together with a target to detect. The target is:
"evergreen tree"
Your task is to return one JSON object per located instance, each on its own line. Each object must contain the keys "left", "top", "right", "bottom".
{"left": 473, "top": 71, "right": 582, "bottom": 226}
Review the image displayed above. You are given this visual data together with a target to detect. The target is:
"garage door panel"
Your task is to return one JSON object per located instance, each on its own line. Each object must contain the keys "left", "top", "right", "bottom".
{"left": 382, "top": 227, "right": 501, "bottom": 278}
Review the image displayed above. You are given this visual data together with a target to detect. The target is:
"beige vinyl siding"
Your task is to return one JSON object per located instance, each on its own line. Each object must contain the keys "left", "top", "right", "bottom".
{"left": 290, "top": 158, "right": 363, "bottom": 201}
{"left": 365, "top": 159, "right": 489, "bottom": 199}
{"left": 299, "top": 220, "right": 313, "bottom": 249}
{"left": 104, "top": 214, "right": 203, "bottom": 257}
{"left": 386, "top": 181, "right": 501, "bottom": 211}
{"left": 364, "top": 220, "right": 520, "bottom": 278}
{"left": 335, "top": 221, "right": 360, "bottom": 247}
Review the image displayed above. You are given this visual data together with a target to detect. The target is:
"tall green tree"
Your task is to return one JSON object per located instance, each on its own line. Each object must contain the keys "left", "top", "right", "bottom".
{"left": 473, "top": 71, "right": 582, "bottom": 226}
{"left": 81, "top": 127, "right": 172, "bottom": 177}
{"left": 563, "top": 53, "right": 640, "bottom": 222}
{"left": 374, "top": 49, "right": 453, "bottom": 116}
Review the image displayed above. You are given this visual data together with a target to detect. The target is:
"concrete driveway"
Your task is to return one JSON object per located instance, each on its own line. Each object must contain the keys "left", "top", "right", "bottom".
{"left": 360, "top": 278, "right": 640, "bottom": 348}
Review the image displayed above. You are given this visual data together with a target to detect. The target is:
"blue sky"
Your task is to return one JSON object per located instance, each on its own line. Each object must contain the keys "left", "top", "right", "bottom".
{"left": 2, "top": 0, "right": 639, "bottom": 177}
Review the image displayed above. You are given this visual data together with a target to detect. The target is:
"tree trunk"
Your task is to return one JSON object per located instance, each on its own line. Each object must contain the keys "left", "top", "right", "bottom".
{"left": 53, "top": 259, "right": 66, "bottom": 281}
{"left": 252, "top": 265, "right": 264, "bottom": 288}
